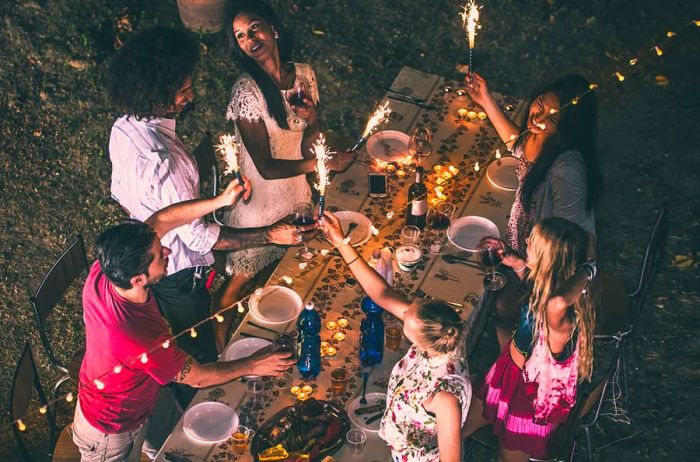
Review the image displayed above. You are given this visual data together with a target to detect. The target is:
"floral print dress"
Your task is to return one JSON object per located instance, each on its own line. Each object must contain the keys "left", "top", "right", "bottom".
{"left": 506, "top": 143, "right": 537, "bottom": 256}
{"left": 379, "top": 345, "right": 472, "bottom": 462}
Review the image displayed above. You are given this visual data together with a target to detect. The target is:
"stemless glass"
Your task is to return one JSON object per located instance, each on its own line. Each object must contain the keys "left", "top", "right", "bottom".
{"left": 426, "top": 202, "right": 455, "bottom": 254}
{"left": 407, "top": 127, "right": 433, "bottom": 165}
{"left": 291, "top": 202, "right": 316, "bottom": 260}
{"left": 232, "top": 426, "right": 255, "bottom": 454}
{"left": 476, "top": 237, "right": 507, "bottom": 291}
{"left": 286, "top": 75, "right": 312, "bottom": 108}
{"left": 272, "top": 332, "right": 296, "bottom": 389}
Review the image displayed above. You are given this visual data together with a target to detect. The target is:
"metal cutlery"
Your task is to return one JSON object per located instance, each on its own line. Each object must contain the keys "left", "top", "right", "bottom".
{"left": 414, "top": 288, "right": 463, "bottom": 313}
{"left": 246, "top": 320, "right": 280, "bottom": 335}
{"left": 240, "top": 332, "right": 274, "bottom": 341}
{"left": 386, "top": 88, "right": 427, "bottom": 103}
{"left": 441, "top": 254, "right": 482, "bottom": 269}
{"left": 387, "top": 94, "right": 437, "bottom": 110}
{"left": 360, "top": 372, "right": 369, "bottom": 405}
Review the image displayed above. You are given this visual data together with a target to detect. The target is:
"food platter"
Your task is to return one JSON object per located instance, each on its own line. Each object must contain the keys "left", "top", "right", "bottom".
{"left": 251, "top": 399, "right": 350, "bottom": 462}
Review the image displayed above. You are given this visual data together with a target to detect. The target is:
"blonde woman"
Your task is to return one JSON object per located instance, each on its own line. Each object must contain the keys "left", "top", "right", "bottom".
{"left": 463, "top": 217, "right": 597, "bottom": 462}
{"left": 318, "top": 212, "right": 470, "bottom": 462}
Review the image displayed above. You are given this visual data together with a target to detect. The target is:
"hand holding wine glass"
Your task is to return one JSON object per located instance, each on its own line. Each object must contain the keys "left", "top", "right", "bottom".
{"left": 476, "top": 236, "right": 507, "bottom": 291}
{"left": 286, "top": 75, "right": 318, "bottom": 125}
{"left": 408, "top": 127, "right": 433, "bottom": 165}
{"left": 291, "top": 202, "right": 316, "bottom": 260}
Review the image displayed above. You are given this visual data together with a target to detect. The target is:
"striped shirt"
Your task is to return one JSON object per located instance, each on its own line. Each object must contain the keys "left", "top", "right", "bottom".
{"left": 109, "top": 116, "right": 220, "bottom": 274}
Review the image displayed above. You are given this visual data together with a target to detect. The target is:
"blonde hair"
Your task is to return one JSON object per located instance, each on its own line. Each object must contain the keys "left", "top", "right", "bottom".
{"left": 416, "top": 301, "right": 464, "bottom": 355}
{"left": 527, "top": 217, "right": 596, "bottom": 381}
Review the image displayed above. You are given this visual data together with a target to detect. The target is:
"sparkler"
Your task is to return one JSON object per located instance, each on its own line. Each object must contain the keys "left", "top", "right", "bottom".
{"left": 215, "top": 134, "right": 246, "bottom": 189}
{"left": 350, "top": 102, "right": 392, "bottom": 152}
{"left": 460, "top": 1, "right": 481, "bottom": 79}
{"left": 312, "top": 134, "right": 334, "bottom": 218}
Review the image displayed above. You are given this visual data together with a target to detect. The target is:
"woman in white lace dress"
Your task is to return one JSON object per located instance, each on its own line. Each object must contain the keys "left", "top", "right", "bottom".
{"left": 215, "top": 0, "right": 354, "bottom": 349}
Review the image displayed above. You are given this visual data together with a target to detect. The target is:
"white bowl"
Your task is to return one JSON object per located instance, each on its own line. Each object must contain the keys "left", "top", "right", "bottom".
{"left": 248, "top": 286, "right": 303, "bottom": 326}
{"left": 182, "top": 402, "right": 238, "bottom": 444}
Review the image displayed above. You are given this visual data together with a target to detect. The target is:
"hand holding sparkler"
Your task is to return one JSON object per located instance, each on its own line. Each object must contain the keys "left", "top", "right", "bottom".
{"left": 350, "top": 102, "right": 392, "bottom": 152}
{"left": 312, "top": 134, "right": 335, "bottom": 219}
{"left": 459, "top": 1, "right": 481, "bottom": 80}
{"left": 215, "top": 134, "right": 246, "bottom": 190}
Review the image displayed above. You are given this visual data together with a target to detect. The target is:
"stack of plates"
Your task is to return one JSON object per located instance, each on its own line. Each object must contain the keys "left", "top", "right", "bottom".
{"left": 447, "top": 217, "right": 500, "bottom": 252}
{"left": 182, "top": 402, "right": 238, "bottom": 443}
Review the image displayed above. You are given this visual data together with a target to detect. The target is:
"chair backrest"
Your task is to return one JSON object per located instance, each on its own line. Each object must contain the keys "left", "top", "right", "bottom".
{"left": 629, "top": 205, "right": 668, "bottom": 326}
{"left": 592, "top": 271, "right": 631, "bottom": 337}
{"left": 30, "top": 235, "right": 89, "bottom": 368}
{"left": 9, "top": 342, "right": 58, "bottom": 462}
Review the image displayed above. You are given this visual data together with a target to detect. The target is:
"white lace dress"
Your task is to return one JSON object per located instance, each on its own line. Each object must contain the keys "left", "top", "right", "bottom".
{"left": 224, "top": 63, "right": 318, "bottom": 276}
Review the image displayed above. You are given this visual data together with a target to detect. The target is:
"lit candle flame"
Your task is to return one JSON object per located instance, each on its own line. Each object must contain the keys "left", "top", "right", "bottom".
{"left": 281, "top": 275, "right": 294, "bottom": 285}
{"left": 312, "top": 134, "right": 333, "bottom": 196}
{"left": 474, "top": 162, "right": 480, "bottom": 171}
{"left": 495, "top": 149, "right": 501, "bottom": 159}
{"left": 653, "top": 45, "right": 663, "bottom": 56}
{"left": 460, "top": 1, "right": 481, "bottom": 50}
{"left": 361, "top": 102, "right": 392, "bottom": 139}
{"left": 215, "top": 134, "right": 240, "bottom": 175}
{"left": 615, "top": 71, "right": 625, "bottom": 82}
{"left": 629, "top": 58, "right": 638, "bottom": 66}
{"left": 320, "top": 248, "right": 330, "bottom": 256}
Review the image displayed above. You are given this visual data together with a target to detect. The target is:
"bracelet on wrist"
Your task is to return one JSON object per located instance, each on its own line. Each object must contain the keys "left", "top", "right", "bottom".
{"left": 345, "top": 255, "right": 361, "bottom": 266}
{"left": 513, "top": 263, "right": 527, "bottom": 273}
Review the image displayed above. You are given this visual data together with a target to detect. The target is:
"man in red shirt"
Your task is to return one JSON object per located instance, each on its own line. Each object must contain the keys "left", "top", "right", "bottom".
{"left": 72, "top": 181, "right": 302, "bottom": 461}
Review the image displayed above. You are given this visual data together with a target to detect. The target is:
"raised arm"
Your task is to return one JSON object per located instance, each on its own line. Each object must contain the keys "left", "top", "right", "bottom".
{"left": 431, "top": 392, "right": 462, "bottom": 462}
{"left": 465, "top": 73, "right": 521, "bottom": 149}
{"left": 145, "top": 179, "right": 249, "bottom": 238}
{"left": 318, "top": 212, "right": 412, "bottom": 320}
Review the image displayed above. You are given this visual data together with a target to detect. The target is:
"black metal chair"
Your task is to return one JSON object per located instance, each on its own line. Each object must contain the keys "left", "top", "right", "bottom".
{"left": 8, "top": 342, "right": 79, "bottom": 462}
{"left": 466, "top": 350, "right": 620, "bottom": 462}
{"left": 192, "top": 132, "right": 224, "bottom": 226}
{"left": 30, "top": 235, "right": 89, "bottom": 400}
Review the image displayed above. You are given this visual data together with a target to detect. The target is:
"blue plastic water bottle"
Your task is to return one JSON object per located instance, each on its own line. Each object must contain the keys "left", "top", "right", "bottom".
{"left": 359, "top": 296, "right": 385, "bottom": 367}
{"left": 297, "top": 302, "right": 321, "bottom": 378}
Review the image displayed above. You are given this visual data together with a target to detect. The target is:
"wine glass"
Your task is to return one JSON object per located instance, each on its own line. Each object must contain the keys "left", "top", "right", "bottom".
{"left": 426, "top": 202, "right": 455, "bottom": 254}
{"left": 286, "top": 75, "right": 312, "bottom": 108}
{"left": 291, "top": 202, "right": 316, "bottom": 260}
{"left": 408, "top": 127, "right": 433, "bottom": 165}
{"left": 272, "top": 332, "right": 296, "bottom": 389}
{"left": 476, "top": 237, "right": 507, "bottom": 291}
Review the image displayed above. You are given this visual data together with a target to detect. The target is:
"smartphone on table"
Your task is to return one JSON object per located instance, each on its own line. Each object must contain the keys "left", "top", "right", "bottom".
{"left": 368, "top": 173, "right": 388, "bottom": 198}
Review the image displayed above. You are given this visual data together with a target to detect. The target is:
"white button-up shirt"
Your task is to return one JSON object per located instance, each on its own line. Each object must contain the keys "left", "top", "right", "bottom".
{"left": 109, "top": 116, "right": 220, "bottom": 275}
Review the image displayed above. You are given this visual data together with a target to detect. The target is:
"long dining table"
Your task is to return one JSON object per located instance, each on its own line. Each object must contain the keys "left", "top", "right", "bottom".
{"left": 156, "top": 66, "right": 526, "bottom": 462}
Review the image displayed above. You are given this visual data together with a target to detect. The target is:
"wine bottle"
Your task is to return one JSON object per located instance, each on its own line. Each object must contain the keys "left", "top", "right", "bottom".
{"left": 406, "top": 166, "right": 427, "bottom": 229}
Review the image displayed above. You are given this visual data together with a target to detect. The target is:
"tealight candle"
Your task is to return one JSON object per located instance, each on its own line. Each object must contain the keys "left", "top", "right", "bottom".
{"left": 448, "top": 165, "right": 459, "bottom": 175}
{"left": 320, "top": 249, "right": 330, "bottom": 256}
{"left": 455, "top": 89, "right": 467, "bottom": 98}
{"left": 457, "top": 108, "right": 469, "bottom": 118}
{"left": 337, "top": 318, "right": 349, "bottom": 328}
{"left": 436, "top": 190, "right": 448, "bottom": 200}
{"left": 386, "top": 163, "right": 396, "bottom": 174}
{"left": 290, "top": 386, "right": 301, "bottom": 396}
{"left": 321, "top": 341, "right": 331, "bottom": 350}
{"left": 326, "top": 321, "right": 338, "bottom": 331}
{"left": 301, "top": 385, "right": 313, "bottom": 394}
{"left": 332, "top": 332, "right": 346, "bottom": 342}
{"left": 435, "top": 177, "right": 446, "bottom": 186}
{"left": 433, "top": 164, "right": 443, "bottom": 173}
{"left": 477, "top": 111, "right": 487, "bottom": 120}
{"left": 474, "top": 162, "right": 480, "bottom": 172}
{"left": 429, "top": 197, "right": 442, "bottom": 207}
{"left": 296, "top": 392, "right": 309, "bottom": 401}
{"left": 396, "top": 169, "right": 407, "bottom": 179}
{"left": 467, "top": 111, "right": 478, "bottom": 120}
{"left": 441, "top": 172, "right": 453, "bottom": 180}
{"left": 325, "top": 346, "right": 337, "bottom": 357}
{"left": 495, "top": 149, "right": 502, "bottom": 159}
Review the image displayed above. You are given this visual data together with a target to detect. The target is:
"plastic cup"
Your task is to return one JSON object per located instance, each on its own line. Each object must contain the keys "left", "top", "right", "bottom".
{"left": 330, "top": 367, "right": 349, "bottom": 395}
{"left": 232, "top": 425, "right": 255, "bottom": 454}
{"left": 346, "top": 428, "right": 366, "bottom": 455}
{"left": 385, "top": 323, "right": 403, "bottom": 351}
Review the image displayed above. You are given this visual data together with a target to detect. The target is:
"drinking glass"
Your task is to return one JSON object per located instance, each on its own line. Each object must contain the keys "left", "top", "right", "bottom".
{"left": 330, "top": 367, "right": 349, "bottom": 396}
{"left": 291, "top": 202, "right": 316, "bottom": 260}
{"left": 426, "top": 202, "right": 455, "bottom": 254}
{"left": 231, "top": 425, "right": 255, "bottom": 454}
{"left": 476, "top": 237, "right": 507, "bottom": 291}
{"left": 272, "top": 332, "right": 296, "bottom": 389}
{"left": 246, "top": 378, "right": 264, "bottom": 404}
{"left": 286, "top": 75, "right": 311, "bottom": 108}
{"left": 401, "top": 225, "right": 421, "bottom": 245}
{"left": 407, "top": 127, "right": 433, "bottom": 165}
{"left": 346, "top": 429, "right": 367, "bottom": 456}
{"left": 385, "top": 321, "right": 403, "bottom": 351}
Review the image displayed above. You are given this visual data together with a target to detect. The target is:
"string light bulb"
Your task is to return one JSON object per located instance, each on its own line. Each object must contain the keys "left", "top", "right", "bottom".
{"left": 474, "top": 162, "right": 480, "bottom": 172}
{"left": 694, "top": 20, "right": 700, "bottom": 26}
{"left": 589, "top": 83, "right": 598, "bottom": 90}
{"left": 281, "top": 275, "right": 294, "bottom": 285}
{"left": 214, "top": 313, "right": 224, "bottom": 323}
{"left": 113, "top": 365, "right": 123, "bottom": 374}
{"left": 654, "top": 46, "right": 663, "bottom": 56}
{"left": 571, "top": 97, "right": 580, "bottom": 105}
{"left": 190, "top": 328, "right": 197, "bottom": 338}
{"left": 549, "top": 108, "right": 559, "bottom": 114}
{"left": 65, "top": 392, "right": 74, "bottom": 403}
{"left": 615, "top": 72, "right": 625, "bottom": 82}
{"left": 667, "top": 31, "right": 676, "bottom": 38}
{"left": 94, "top": 379, "right": 105, "bottom": 390}
{"left": 386, "top": 211, "right": 395, "bottom": 219}
{"left": 17, "top": 419, "right": 26, "bottom": 432}
{"left": 39, "top": 406, "right": 47, "bottom": 415}
{"left": 629, "top": 58, "right": 638, "bottom": 66}
{"left": 140, "top": 353, "right": 149, "bottom": 363}
{"left": 237, "top": 302, "right": 245, "bottom": 313}
{"left": 162, "top": 340, "right": 170, "bottom": 349}
{"left": 495, "top": 149, "right": 501, "bottom": 159}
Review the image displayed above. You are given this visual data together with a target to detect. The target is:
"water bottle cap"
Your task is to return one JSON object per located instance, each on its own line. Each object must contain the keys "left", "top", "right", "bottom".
{"left": 304, "top": 302, "right": 314, "bottom": 310}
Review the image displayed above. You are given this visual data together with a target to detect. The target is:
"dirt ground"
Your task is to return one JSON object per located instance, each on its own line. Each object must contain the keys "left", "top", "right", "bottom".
{"left": 1, "top": 0, "right": 698, "bottom": 460}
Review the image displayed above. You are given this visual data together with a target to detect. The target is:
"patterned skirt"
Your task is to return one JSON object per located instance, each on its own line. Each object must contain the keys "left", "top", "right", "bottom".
{"left": 477, "top": 343, "right": 567, "bottom": 459}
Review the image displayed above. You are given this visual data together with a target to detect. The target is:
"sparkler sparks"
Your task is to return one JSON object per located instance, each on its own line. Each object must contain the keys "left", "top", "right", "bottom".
{"left": 459, "top": 1, "right": 481, "bottom": 76}
{"left": 215, "top": 134, "right": 245, "bottom": 187}
{"left": 351, "top": 102, "right": 392, "bottom": 151}
{"left": 312, "top": 134, "right": 334, "bottom": 217}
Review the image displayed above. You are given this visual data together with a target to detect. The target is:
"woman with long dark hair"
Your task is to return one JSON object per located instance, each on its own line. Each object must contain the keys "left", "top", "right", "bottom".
{"left": 466, "top": 73, "right": 602, "bottom": 347}
{"left": 215, "top": 0, "right": 355, "bottom": 349}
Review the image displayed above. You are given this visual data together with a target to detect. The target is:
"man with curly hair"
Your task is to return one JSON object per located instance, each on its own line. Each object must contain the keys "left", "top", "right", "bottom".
{"left": 105, "top": 27, "right": 309, "bottom": 404}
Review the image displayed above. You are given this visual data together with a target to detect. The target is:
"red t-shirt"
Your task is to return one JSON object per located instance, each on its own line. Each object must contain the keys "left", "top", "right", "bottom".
{"left": 78, "top": 261, "right": 187, "bottom": 433}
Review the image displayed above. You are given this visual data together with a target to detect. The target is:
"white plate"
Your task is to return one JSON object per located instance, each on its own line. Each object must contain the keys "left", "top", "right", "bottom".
{"left": 447, "top": 216, "right": 500, "bottom": 252}
{"left": 249, "top": 286, "right": 303, "bottom": 326}
{"left": 486, "top": 157, "right": 519, "bottom": 191}
{"left": 366, "top": 130, "right": 411, "bottom": 163}
{"left": 334, "top": 211, "right": 373, "bottom": 247}
{"left": 182, "top": 402, "right": 238, "bottom": 444}
{"left": 224, "top": 337, "right": 271, "bottom": 362}
{"left": 347, "top": 392, "right": 387, "bottom": 433}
